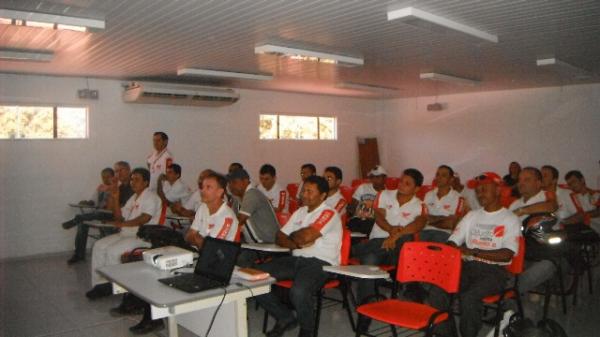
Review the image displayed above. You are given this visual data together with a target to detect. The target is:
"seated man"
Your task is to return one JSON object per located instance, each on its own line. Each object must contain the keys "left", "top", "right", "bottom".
{"left": 228, "top": 168, "right": 279, "bottom": 267}
{"left": 86, "top": 168, "right": 161, "bottom": 299}
{"left": 429, "top": 172, "right": 522, "bottom": 337}
{"left": 256, "top": 164, "right": 288, "bottom": 213}
{"left": 562, "top": 170, "right": 600, "bottom": 232}
{"left": 157, "top": 163, "right": 192, "bottom": 224}
{"left": 170, "top": 169, "right": 215, "bottom": 218}
{"left": 421, "top": 165, "right": 466, "bottom": 242}
{"left": 453, "top": 172, "right": 481, "bottom": 210}
{"left": 323, "top": 166, "right": 347, "bottom": 216}
{"left": 295, "top": 163, "right": 317, "bottom": 207}
{"left": 63, "top": 162, "right": 134, "bottom": 264}
{"left": 541, "top": 165, "right": 573, "bottom": 223}
{"left": 347, "top": 165, "right": 387, "bottom": 234}
{"left": 352, "top": 169, "right": 427, "bottom": 308}
{"left": 255, "top": 176, "right": 342, "bottom": 337}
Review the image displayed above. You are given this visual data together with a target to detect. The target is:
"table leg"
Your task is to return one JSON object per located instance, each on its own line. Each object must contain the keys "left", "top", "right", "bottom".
{"left": 234, "top": 299, "right": 248, "bottom": 337}
{"left": 168, "top": 316, "right": 178, "bottom": 337}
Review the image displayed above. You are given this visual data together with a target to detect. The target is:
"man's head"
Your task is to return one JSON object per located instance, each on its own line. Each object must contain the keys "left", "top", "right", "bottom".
{"left": 259, "top": 164, "right": 277, "bottom": 190}
{"left": 541, "top": 165, "right": 559, "bottom": 190}
{"left": 101, "top": 167, "right": 115, "bottom": 185}
{"left": 300, "top": 163, "right": 316, "bottom": 182}
{"left": 435, "top": 165, "right": 454, "bottom": 189}
{"left": 197, "top": 169, "right": 216, "bottom": 190}
{"left": 397, "top": 168, "right": 423, "bottom": 196}
{"left": 130, "top": 168, "right": 150, "bottom": 194}
{"left": 368, "top": 165, "right": 387, "bottom": 190}
{"left": 474, "top": 172, "right": 502, "bottom": 208}
{"left": 517, "top": 167, "right": 543, "bottom": 198}
{"left": 228, "top": 162, "right": 244, "bottom": 174}
{"left": 302, "top": 175, "right": 329, "bottom": 210}
{"left": 166, "top": 163, "right": 182, "bottom": 184}
{"left": 227, "top": 169, "right": 251, "bottom": 198}
{"left": 113, "top": 161, "right": 131, "bottom": 184}
{"left": 323, "top": 166, "right": 343, "bottom": 192}
{"left": 201, "top": 172, "right": 227, "bottom": 204}
{"left": 153, "top": 131, "right": 168, "bottom": 152}
{"left": 509, "top": 161, "right": 521, "bottom": 177}
{"left": 565, "top": 170, "right": 587, "bottom": 193}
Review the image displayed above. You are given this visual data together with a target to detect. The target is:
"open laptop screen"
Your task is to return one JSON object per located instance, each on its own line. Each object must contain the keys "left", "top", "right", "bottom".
{"left": 195, "top": 237, "right": 241, "bottom": 284}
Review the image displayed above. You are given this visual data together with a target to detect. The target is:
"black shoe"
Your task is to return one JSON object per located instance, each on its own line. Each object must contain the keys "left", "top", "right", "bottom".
{"left": 85, "top": 283, "right": 112, "bottom": 300}
{"left": 67, "top": 255, "right": 84, "bottom": 265}
{"left": 62, "top": 219, "right": 77, "bottom": 229}
{"left": 129, "top": 319, "right": 164, "bottom": 335}
{"left": 266, "top": 319, "right": 298, "bottom": 337}
{"left": 356, "top": 315, "right": 372, "bottom": 334}
{"left": 109, "top": 303, "right": 144, "bottom": 317}
{"left": 298, "top": 328, "right": 314, "bottom": 337}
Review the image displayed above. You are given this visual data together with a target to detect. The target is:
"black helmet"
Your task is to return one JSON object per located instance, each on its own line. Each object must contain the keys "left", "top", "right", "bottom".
{"left": 523, "top": 213, "right": 558, "bottom": 244}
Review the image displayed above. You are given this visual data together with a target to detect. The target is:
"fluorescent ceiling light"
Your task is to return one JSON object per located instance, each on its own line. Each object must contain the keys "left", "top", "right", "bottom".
{"left": 420, "top": 72, "right": 480, "bottom": 86}
{"left": 0, "top": 48, "right": 54, "bottom": 62}
{"left": 0, "top": 9, "right": 105, "bottom": 31}
{"left": 336, "top": 82, "right": 399, "bottom": 95}
{"left": 177, "top": 68, "right": 273, "bottom": 81}
{"left": 255, "top": 43, "right": 363, "bottom": 67}
{"left": 387, "top": 7, "right": 498, "bottom": 43}
{"left": 536, "top": 57, "right": 592, "bottom": 79}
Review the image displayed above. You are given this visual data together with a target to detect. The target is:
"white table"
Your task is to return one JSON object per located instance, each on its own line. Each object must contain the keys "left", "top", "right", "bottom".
{"left": 98, "top": 261, "right": 274, "bottom": 337}
{"left": 323, "top": 265, "right": 390, "bottom": 280}
{"left": 241, "top": 243, "right": 290, "bottom": 253}
{"left": 350, "top": 232, "right": 368, "bottom": 238}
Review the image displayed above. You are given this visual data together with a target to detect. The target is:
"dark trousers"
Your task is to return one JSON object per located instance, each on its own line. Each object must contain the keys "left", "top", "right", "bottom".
{"left": 347, "top": 218, "right": 375, "bottom": 235}
{"left": 255, "top": 256, "right": 330, "bottom": 331}
{"left": 428, "top": 260, "right": 508, "bottom": 337}
{"left": 352, "top": 235, "right": 413, "bottom": 303}
{"left": 72, "top": 212, "right": 116, "bottom": 259}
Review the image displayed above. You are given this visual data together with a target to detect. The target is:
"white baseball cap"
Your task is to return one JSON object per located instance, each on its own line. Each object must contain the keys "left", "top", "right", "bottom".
{"left": 368, "top": 165, "right": 387, "bottom": 177}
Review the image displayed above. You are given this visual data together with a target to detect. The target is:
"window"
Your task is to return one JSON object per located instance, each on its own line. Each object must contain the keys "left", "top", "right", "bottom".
{"left": 0, "top": 105, "right": 88, "bottom": 139}
{"left": 259, "top": 114, "right": 337, "bottom": 140}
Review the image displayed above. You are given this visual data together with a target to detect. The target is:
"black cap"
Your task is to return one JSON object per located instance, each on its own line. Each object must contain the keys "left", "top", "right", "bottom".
{"left": 227, "top": 168, "right": 250, "bottom": 181}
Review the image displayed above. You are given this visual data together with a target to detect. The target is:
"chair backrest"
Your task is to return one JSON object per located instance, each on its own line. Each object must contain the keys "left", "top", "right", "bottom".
{"left": 397, "top": 242, "right": 462, "bottom": 294}
{"left": 351, "top": 179, "right": 366, "bottom": 188}
{"left": 416, "top": 185, "right": 433, "bottom": 201}
{"left": 339, "top": 185, "right": 354, "bottom": 203}
{"left": 287, "top": 183, "right": 299, "bottom": 199}
{"left": 276, "top": 212, "right": 291, "bottom": 227}
{"left": 340, "top": 228, "right": 351, "bottom": 266}
{"left": 385, "top": 177, "right": 400, "bottom": 190}
{"left": 499, "top": 185, "right": 517, "bottom": 208}
{"left": 506, "top": 236, "right": 526, "bottom": 275}
{"left": 288, "top": 199, "right": 299, "bottom": 214}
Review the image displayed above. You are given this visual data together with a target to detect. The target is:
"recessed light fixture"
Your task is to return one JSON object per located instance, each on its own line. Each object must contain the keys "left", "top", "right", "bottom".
{"left": 536, "top": 57, "right": 592, "bottom": 79}
{"left": 336, "top": 82, "right": 400, "bottom": 95}
{"left": 420, "top": 72, "right": 480, "bottom": 86}
{"left": 0, "top": 9, "right": 105, "bottom": 32}
{"left": 177, "top": 68, "right": 273, "bottom": 81}
{"left": 387, "top": 7, "right": 498, "bottom": 43}
{"left": 0, "top": 48, "right": 54, "bottom": 62}
{"left": 255, "top": 43, "right": 364, "bottom": 67}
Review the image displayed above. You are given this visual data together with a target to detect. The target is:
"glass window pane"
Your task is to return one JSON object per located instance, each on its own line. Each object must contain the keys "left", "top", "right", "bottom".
{"left": 279, "top": 115, "right": 318, "bottom": 140}
{"left": 259, "top": 114, "right": 278, "bottom": 139}
{"left": 318, "top": 117, "right": 337, "bottom": 140}
{"left": 0, "top": 106, "right": 19, "bottom": 139}
{"left": 57, "top": 107, "right": 88, "bottom": 139}
{"left": 17, "top": 106, "right": 54, "bottom": 139}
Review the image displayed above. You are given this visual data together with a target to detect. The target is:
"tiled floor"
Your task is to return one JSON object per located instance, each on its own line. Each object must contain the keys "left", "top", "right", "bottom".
{"left": 0, "top": 253, "right": 598, "bottom": 337}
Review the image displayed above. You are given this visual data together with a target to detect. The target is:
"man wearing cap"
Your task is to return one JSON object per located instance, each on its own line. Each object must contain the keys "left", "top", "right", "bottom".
{"left": 228, "top": 168, "right": 280, "bottom": 267}
{"left": 347, "top": 165, "right": 387, "bottom": 234}
{"left": 429, "top": 172, "right": 522, "bottom": 337}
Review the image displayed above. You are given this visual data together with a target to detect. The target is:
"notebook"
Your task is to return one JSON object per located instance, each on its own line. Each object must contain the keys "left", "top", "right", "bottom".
{"left": 158, "top": 237, "right": 240, "bottom": 293}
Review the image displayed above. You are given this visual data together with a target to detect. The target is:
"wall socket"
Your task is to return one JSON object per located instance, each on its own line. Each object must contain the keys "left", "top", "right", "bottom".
{"left": 78, "top": 89, "right": 99, "bottom": 100}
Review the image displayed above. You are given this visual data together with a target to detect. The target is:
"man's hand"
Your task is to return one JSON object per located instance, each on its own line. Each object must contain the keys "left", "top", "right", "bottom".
{"left": 170, "top": 201, "right": 183, "bottom": 213}
{"left": 381, "top": 235, "right": 398, "bottom": 251}
{"left": 111, "top": 221, "right": 124, "bottom": 228}
{"left": 290, "top": 227, "right": 321, "bottom": 248}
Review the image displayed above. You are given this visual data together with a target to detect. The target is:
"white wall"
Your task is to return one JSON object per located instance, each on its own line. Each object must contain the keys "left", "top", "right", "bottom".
{"left": 377, "top": 84, "right": 600, "bottom": 185}
{"left": 0, "top": 73, "right": 378, "bottom": 259}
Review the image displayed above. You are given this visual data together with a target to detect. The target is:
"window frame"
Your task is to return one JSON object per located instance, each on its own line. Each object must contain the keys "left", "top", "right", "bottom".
{"left": 0, "top": 103, "right": 89, "bottom": 140}
{"left": 259, "top": 113, "right": 337, "bottom": 141}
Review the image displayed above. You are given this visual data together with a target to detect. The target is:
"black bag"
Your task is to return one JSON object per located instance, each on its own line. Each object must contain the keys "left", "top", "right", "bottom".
{"left": 503, "top": 314, "right": 568, "bottom": 337}
{"left": 136, "top": 225, "right": 194, "bottom": 251}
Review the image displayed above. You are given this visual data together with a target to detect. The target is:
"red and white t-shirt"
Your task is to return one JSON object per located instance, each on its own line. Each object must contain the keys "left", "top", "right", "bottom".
{"left": 509, "top": 190, "right": 554, "bottom": 222}
{"left": 146, "top": 148, "right": 173, "bottom": 191}
{"left": 120, "top": 188, "right": 162, "bottom": 236}
{"left": 257, "top": 182, "right": 288, "bottom": 211}
{"left": 324, "top": 190, "right": 347, "bottom": 217}
{"left": 567, "top": 189, "right": 600, "bottom": 225}
{"left": 370, "top": 191, "right": 427, "bottom": 239}
{"left": 553, "top": 187, "right": 577, "bottom": 221}
{"left": 281, "top": 203, "right": 342, "bottom": 266}
{"left": 423, "top": 188, "right": 465, "bottom": 233}
{"left": 190, "top": 202, "right": 239, "bottom": 242}
{"left": 449, "top": 207, "right": 522, "bottom": 265}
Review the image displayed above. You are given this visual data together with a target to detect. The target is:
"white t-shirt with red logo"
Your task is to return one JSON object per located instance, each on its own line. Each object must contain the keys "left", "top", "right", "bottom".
{"left": 162, "top": 178, "right": 192, "bottom": 204}
{"left": 257, "top": 182, "right": 288, "bottom": 211}
{"left": 324, "top": 190, "right": 348, "bottom": 217}
{"left": 449, "top": 207, "right": 522, "bottom": 265}
{"left": 370, "top": 191, "right": 427, "bottom": 239}
{"left": 146, "top": 148, "right": 173, "bottom": 191}
{"left": 553, "top": 187, "right": 577, "bottom": 220}
{"left": 120, "top": 188, "right": 162, "bottom": 236}
{"left": 281, "top": 203, "right": 342, "bottom": 266}
{"left": 423, "top": 188, "right": 465, "bottom": 234}
{"left": 190, "top": 202, "right": 239, "bottom": 242}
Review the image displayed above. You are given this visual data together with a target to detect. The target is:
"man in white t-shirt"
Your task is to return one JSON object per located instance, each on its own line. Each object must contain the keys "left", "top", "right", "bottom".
{"left": 294, "top": 163, "right": 317, "bottom": 207}
{"left": 86, "top": 168, "right": 161, "bottom": 300}
{"left": 421, "top": 165, "right": 466, "bottom": 243}
{"left": 429, "top": 172, "right": 522, "bottom": 337}
{"left": 146, "top": 131, "right": 173, "bottom": 191}
{"left": 541, "top": 165, "right": 574, "bottom": 223}
{"left": 347, "top": 165, "right": 387, "bottom": 234}
{"left": 171, "top": 169, "right": 214, "bottom": 218}
{"left": 255, "top": 176, "right": 342, "bottom": 337}
{"left": 256, "top": 164, "right": 288, "bottom": 213}
{"left": 323, "top": 166, "right": 347, "bottom": 216}
{"left": 157, "top": 163, "right": 192, "bottom": 221}
{"left": 562, "top": 170, "right": 600, "bottom": 231}
{"left": 453, "top": 172, "right": 481, "bottom": 211}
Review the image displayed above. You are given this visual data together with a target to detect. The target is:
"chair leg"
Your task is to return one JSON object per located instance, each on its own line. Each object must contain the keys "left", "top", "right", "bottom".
{"left": 340, "top": 281, "right": 356, "bottom": 331}
{"left": 390, "top": 324, "right": 398, "bottom": 337}
{"left": 556, "top": 263, "right": 568, "bottom": 313}
{"left": 262, "top": 309, "right": 269, "bottom": 333}
{"left": 492, "top": 301, "right": 504, "bottom": 337}
{"left": 543, "top": 282, "right": 551, "bottom": 321}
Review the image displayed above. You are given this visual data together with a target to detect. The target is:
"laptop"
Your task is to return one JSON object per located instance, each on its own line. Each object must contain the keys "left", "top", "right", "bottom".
{"left": 158, "top": 237, "right": 241, "bottom": 293}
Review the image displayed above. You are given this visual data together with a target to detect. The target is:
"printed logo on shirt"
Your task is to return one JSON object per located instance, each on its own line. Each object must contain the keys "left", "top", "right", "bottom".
{"left": 208, "top": 224, "right": 215, "bottom": 230}
{"left": 217, "top": 217, "right": 233, "bottom": 239}
{"left": 443, "top": 204, "right": 451, "bottom": 210}
{"left": 469, "top": 223, "right": 504, "bottom": 249}
{"left": 493, "top": 225, "right": 505, "bottom": 238}
{"left": 311, "top": 209, "right": 335, "bottom": 231}
{"left": 402, "top": 211, "right": 412, "bottom": 218}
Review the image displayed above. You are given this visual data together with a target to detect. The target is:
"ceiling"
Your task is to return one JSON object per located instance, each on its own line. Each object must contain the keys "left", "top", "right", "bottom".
{"left": 1, "top": 0, "right": 599, "bottom": 98}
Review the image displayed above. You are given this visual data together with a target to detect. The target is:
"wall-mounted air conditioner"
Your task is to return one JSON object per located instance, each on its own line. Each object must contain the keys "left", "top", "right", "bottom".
{"left": 122, "top": 82, "right": 239, "bottom": 107}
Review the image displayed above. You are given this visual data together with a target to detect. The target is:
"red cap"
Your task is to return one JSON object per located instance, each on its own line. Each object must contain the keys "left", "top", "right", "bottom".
{"left": 474, "top": 172, "right": 502, "bottom": 186}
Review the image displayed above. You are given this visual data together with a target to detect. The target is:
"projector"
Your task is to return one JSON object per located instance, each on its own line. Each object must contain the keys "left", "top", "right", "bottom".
{"left": 142, "top": 246, "right": 194, "bottom": 270}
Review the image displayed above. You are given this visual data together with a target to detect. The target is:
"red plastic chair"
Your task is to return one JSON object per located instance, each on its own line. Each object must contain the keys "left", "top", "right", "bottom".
{"left": 416, "top": 185, "right": 433, "bottom": 201}
{"left": 355, "top": 242, "right": 462, "bottom": 337}
{"left": 499, "top": 185, "right": 517, "bottom": 208}
{"left": 287, "top": 183, "right": 299, "bottom": 199}
{"left": 275, "top": 212, "right": 291, "bottom": 227}
{"left": 339, "top": 185, "right": 354, "bottom": 203}
{"left": 385, "top": 177, "right": 400, "bottom": 190}
{"left": 352, "top": 179, "right": 367, "bottom": 188}
{"left": 481, "top": 236, "right": 526, "bottom": 337}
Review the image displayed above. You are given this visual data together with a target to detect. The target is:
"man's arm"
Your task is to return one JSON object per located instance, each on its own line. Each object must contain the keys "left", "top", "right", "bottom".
{"left": 276, "top": 230, "right": 300, "bottom": 249}
{"left": 107, "top": 178, "right": 123, "bottom": 221}
{"left": 114, "top": 213, "right": 151, "bottom": 228}
{"left": 156, "top": 175, "right": 170, "bottom": 206}
{"left": 460, "top": 247, "right": 515, "bottom": 263}
{"left": 288, "top": 227, "right": 322, "bottom": 247}
{"left": 171, "top": 202, "right": 196, "bottom": 218}
{"left": 382, "top": 215, "right": 427, "bottom": 250}
{"left": 185, "top": 229, "right": 205, "bottom": 248}
{"left": 373, "top": 207, "right": 394, "bottom": 233}
{"left": 514, "top": 199, "right": 558, "bottom": 217}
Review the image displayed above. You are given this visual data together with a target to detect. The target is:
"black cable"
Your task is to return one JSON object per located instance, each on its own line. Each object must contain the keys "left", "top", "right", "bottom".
{"left": 235, "top": 282, "right": 255, "bottom": 298}
{"left": 204, "top": 286, "right": 228, "bottom": 337}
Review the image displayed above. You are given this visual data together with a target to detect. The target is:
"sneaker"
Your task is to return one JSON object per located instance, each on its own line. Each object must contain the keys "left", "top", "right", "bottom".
{"left": 266, "top": 319, "right": 298, "bottom": 337}
{"left": 484, "top": 310, "right": 514, "bottom": 337}
{"left": 85, "top": 283, "right": 112, "bottom": 300}
{"left": 129, "top": 319, "right": 164, "bottom": 335}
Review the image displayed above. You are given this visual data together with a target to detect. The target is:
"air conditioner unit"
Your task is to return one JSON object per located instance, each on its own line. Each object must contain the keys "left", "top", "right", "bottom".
{"left": 122, "top": 82, "right": 239, "bottom": 107}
